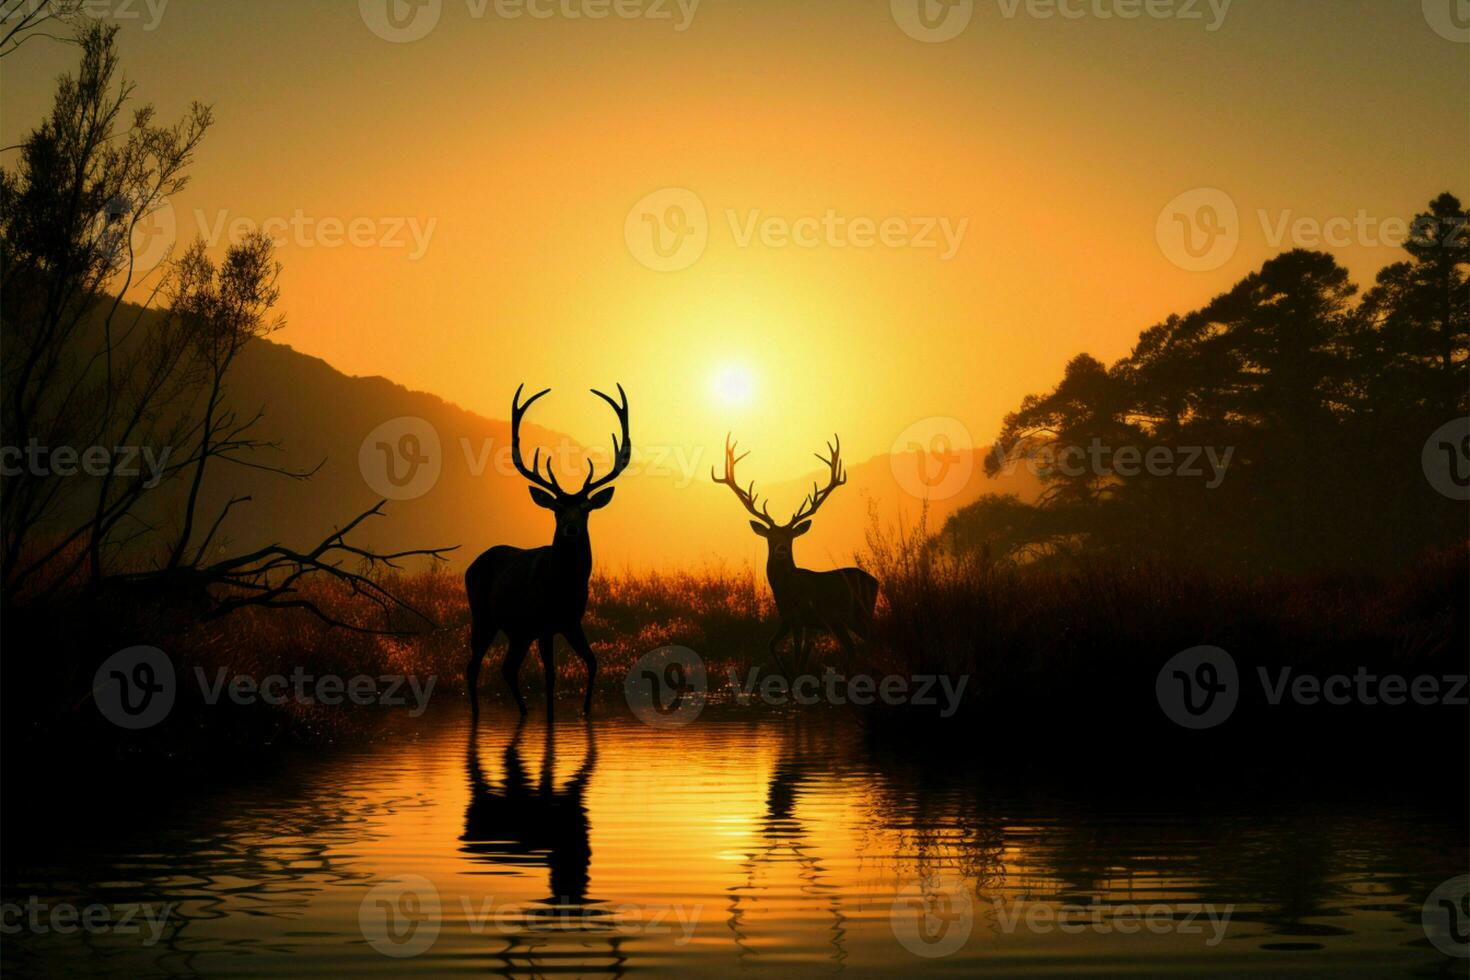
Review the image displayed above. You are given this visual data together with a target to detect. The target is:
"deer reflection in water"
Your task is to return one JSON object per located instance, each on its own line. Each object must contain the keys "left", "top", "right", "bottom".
{"left": 461, "top": 718, "right": 627, "bottom": 976}
{"left": 726, "top": 738, "right": 849, "bottom": 969}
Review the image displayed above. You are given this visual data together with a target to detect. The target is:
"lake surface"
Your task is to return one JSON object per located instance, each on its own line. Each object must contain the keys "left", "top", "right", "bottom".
{"left": 3, "top": 705, "right": 1466, "bottom": 977}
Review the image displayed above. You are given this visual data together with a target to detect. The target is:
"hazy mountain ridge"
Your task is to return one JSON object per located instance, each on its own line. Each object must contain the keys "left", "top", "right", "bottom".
{"left": 197, "top": 338, "right": 1040, "bottom": 570}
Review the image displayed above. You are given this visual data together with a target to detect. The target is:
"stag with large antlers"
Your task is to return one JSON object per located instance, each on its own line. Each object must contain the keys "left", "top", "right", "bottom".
{"left": 713, "top": 434, "right": 879, "bottom": 672}
{"left": 465, "top": 384, "right": 630, "bottom": 718}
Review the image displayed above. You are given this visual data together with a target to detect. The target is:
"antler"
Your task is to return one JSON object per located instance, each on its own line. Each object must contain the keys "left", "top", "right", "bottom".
{"left": 788, "top": 434, "right": 846, "bottom": 525}
{"left": 711, "top": 433, "right": 777, "bottom": 527}
{"left": 581, "top": 382, "right": 631, "bottom": 494}
{"left": 510, "top": 383, "right": 562, "bottom": 494}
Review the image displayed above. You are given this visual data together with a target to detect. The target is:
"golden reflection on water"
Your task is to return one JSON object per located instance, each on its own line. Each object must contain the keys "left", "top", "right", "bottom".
{"left": 2, "top": 708, "right": 1466, "bottom": 978}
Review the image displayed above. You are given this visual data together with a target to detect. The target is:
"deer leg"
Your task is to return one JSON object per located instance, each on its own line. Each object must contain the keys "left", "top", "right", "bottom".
{"left": 539, "top": 634, "right": 558, "bottom": 721}
{"left": 768, "top": 621, "right": 791, "bottom": 675}
{"left": 502, "top": 635, "right": 531, "bottom": 717}
{"left": 833, "top": 625, "right": 859, "bottom": 669}
{"left": 564, "top": 623, "right": 599, "bottom": 717}
{"left": 467, "top": 621, "right": 495, "bottom": 718}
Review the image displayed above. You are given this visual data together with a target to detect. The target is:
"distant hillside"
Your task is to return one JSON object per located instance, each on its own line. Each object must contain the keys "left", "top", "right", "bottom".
{"left": 185, "top": 338, "right": 1040, "bottom": 570}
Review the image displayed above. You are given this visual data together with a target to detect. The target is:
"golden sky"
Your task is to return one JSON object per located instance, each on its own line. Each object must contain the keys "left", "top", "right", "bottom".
{"left": 4, "top": 0, "right": 1466, "bottom": 480}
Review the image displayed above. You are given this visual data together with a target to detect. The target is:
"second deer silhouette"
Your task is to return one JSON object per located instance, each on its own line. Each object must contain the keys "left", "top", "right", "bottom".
{"left": 465, "top": 384, "right": 630, "bottom": 718}
{"left": 713, "top": 434, "right": 879, "bottom": 671}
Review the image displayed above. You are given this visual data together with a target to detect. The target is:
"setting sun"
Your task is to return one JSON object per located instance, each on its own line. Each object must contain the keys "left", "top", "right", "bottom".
{"left": 710, "top": 363, "right": 757, "bottom": 408}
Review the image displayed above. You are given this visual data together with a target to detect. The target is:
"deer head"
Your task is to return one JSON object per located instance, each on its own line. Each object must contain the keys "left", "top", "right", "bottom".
{"left": 511, "top": 383, "right": 631, "bottom": 543}
{"left": 712, "top": 433, "right": 847, "bottom": 565}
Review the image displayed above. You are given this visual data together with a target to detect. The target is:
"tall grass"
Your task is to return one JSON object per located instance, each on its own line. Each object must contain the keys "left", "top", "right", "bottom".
{"left": 6, "top": 520, "right": 1465, "bottom": 771}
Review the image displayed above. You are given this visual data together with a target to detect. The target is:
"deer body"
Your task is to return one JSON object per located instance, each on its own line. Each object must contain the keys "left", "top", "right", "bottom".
{"left": 466, "top": 384, "right": 629, "bottom": 718}
{"left": 467, "top": 539, "right": 593, "bottom": 638}
{"left": 715, "top": 434, "right": 880, "bottom": 670}
{"left": 765, "top": 555, "right": 879, "bottom": 638}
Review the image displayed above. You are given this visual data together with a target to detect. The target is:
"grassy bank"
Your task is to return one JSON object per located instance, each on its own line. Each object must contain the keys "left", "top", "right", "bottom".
{"left": 4, "top": 537, "right": 1466, "bottom": 784}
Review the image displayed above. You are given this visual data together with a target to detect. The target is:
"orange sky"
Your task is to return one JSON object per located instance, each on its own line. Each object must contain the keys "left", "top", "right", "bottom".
{"left": 3, "top": 0, "right": 1466, "bottom": 481}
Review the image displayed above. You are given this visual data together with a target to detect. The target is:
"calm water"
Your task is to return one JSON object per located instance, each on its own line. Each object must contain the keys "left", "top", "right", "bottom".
{"left": 3, "top": 706, "right": 1466, "bottom": 977}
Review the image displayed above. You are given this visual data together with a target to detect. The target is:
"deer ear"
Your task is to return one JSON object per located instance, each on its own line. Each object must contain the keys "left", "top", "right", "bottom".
{"left": 586, "top": 487, "right": 615, "bottom": 510}
{"left": 791, "top": 520, "right": 812, "bottom": 537}
{"left": 749, "top": 521, "right": 770, "bottom": 537}
{"left": 529, "top": 487, "right": 558, "bottom": 509}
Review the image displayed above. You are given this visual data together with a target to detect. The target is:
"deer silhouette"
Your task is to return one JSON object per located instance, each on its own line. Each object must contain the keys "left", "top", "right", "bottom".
{"left": 461, "top": 718, "right": 637, "bottom": 976}
{"left": 713, "top": 434, "right": 878, "bottom": 672}
{"left": 726, "top": 737, "right": 849, "bottom": 969}
{"left": 461, "top": 718, "right": 597, "bottom": 907}
{"left": 465, "top": 384, "right": 630, "bottom": 718}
